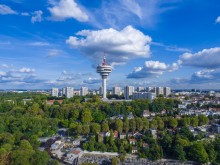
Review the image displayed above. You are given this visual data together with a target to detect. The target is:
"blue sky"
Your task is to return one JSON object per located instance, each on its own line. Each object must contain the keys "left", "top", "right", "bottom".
{"left": 0, "top": 0, "right": 220, "bottom": 89}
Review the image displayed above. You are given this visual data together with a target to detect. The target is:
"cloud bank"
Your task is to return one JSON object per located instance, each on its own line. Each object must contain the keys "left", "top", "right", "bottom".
{"left": 0, "top": 4, "right": 17, "bottom": 15}
{"left": 66, "top": 25, "right": 151, "bottom": 65}
{"left": 180, "top": 47, "right": 220, "bottom": 68}
{"left": 127, "top": 60, "right": 180, "bottom": 78}
{"left": 48, "top": 0, "right": 88, "bottom": 22}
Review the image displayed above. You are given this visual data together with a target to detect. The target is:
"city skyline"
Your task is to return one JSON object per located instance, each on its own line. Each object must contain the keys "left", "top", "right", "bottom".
{"left": 0, "top": 0, "right": 220, "bottom": 89}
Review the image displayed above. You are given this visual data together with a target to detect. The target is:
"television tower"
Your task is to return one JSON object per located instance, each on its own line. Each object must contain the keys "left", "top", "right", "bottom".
{"left": 96, "top": 54, "right": 112, "bottom": 99}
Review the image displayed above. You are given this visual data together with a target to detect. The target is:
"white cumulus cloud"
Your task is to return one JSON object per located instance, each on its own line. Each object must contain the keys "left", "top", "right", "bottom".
{"left": 31, "top": 10, "right": 43, "bottom": 23}
{"left": 180, "top": 47, "right": 220, "bottom": 68}
{"left": 127, "top": 60, "right": 179, "bottom": 78}
{"left": 48, "top": 0, "right": 88, "bottom": 22}
{"left": 0, "top": 4, "right": 17, "bottom": 15}
{"left": 18, "top": 67, "right": 35, "bottom": 73}
{"left": 66, "top": 25, "right": 152, "bottom": 65}
{"left": 216, "top": 16, "right": 220, "bottom": 23}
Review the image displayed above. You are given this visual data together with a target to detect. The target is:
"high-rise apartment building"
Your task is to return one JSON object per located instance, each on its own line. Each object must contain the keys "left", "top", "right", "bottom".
{"left": 137, "top": 87, "right": 145, "bottom": 92}
{"left": 65, "top": 87, "right": 74, "bottom": 98}
{"left": 163, "top": 87, "right": 171, "bottom": 96}
{"left": 51, "top": 88, "right": 59, "bottom": 97}
{"left": 132, "top": 92, "right": 156, "bottom": 102}
{"left": 146, "top": 87, "right": 156, "bottom": 93}
{"left": 124, "top": 86, "right": 134, "bottom": 100}
{"left": 112, "top": 86, "right": 121, "bottom": 95}
{"left": 81, "top": 87, "right": 88, "bottom": 96}
{"left": 156, "top": 87, "right": 164, "bottom": 96}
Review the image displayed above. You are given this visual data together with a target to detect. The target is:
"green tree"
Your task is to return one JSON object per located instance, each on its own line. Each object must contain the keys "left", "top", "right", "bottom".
{"left": 115, "top": 119, "right": 123, "bottom": 133}
{"left": 142, "top": 118, "right": 149, "bottom": 132}
{"left": 190, "top": 117, "right": 198, "bottom": 127}
{"left": 129, "top": 119, "right": 136, "bottom": 132}
{"left": 90, "top": 123, "right": 101, "bottom": 134}
{"left": 188, "top": 142, "right": 209, "bottom": 164}
{"left": 173, "top": 144, "right": 186, "bottom": 162}
{"left": 155, "top": 117, "right": 164, "bottom": 130}
{"left": 101, "top": 122, "right": 109, "bottom": 132}
{"left": 150, "top": 119, "right": 158, "bottom": 129}
{"left": 198, "top": 115, "right": 209, "bottom": 126}
{"left": 76, "top": 124, "right": 82, "bottom": 135}
{"left": 136, "top": 118, "right": 143, "bottom": 131}
{"left": 31, "top": 151, "right": 49, "bottom": 165}
{"left": 168, "top": 117, "right": 178, "bottom": 129}
{"left": 82, "top": 124, "right": 90, "bottom": 135}
{"left": 81, "top": 109, "right": 93, "bottom": 124}
{"left": 123, "top": 118, "right": 129, "bottom": 133}
{"left": 111, "top": 157, "right": 118, "bottom": 165}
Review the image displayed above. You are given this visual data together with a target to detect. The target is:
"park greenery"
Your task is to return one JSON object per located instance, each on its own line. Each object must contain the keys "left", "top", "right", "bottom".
{"left": 0, "top": 92, "right": 220, "bottom": 164}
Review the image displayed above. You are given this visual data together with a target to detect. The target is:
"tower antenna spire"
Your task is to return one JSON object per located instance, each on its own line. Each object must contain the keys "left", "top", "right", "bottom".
{"left": 102, "top": 51, "right": 106, "bottom": 65}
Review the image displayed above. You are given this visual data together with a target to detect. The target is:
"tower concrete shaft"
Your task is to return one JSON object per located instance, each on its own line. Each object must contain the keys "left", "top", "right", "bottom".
{"left": 102, "top": 78, "right": 107, "bottom": 99}
{"left": 96, "top": 55, "right": 112, "bottom": 99}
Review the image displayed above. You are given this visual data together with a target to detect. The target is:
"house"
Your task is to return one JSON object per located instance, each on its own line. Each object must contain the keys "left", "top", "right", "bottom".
{"left": 127, "top": 112, "right": 134, "bottom": 120}
{"left": 114, "top": 131, "right": 118, "bottom": 139}
{"left": 46, "top": 100, "right": 63, "bottom": 105}
{"left": 65, "top": 148, "right": 84, "bottom": 165}
{"left": 120, "top": 132, "right": 126, "bottom": 139}
{"left": 142, "top": 143, "right": 149, "bottom": 148}
{"left": 127, "top": 132, "right": 133, "bottom": 137}
{"left": 212, "top": 124, "right": 220, "bottom": 134}
{"left": 98, "top": 131, "right": 111, "bottom": 142}
{"left": 143, "top": 110, "right": 150, "bottom": 118}
{"left": 188, "top": 126, "right": 195, "bottom": 133}
{"left": 150, "top": 129, "right": 157, "bottom": 139}
{"left": 106, "top": 131, "right": 111, "bottom": 137}
{"left": 150, "top": 112, "right": 156, "bottom": 117}
{"left": 132, "top": 147, "right": 138, "bottom": 154}
{"left": 72, "top": 139, "right": 80, "bottom": 146}
{"left": 51, "top": 140, "right": 62, "bottom": 150}
{"left": 129, "top": 138, "right": 136, "bottom": 145}
{"left": 133, "top": 132, "right": 142, "bottom": 139}
{"left": 197, "top": 126, "right": 206, "bottom": 132}
{"left": 161, "top": 110, "right": 166, "bottom": 115}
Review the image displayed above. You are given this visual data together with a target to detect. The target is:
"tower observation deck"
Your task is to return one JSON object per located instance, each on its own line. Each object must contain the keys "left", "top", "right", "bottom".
{"left": 96, "top": 55, "right": 112, "bottom": 99}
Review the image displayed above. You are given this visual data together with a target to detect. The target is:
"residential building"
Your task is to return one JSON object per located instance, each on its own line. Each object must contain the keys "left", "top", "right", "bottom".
{"left": 132, "top": 92, "right": 156, "bottom": 102}
{"left": 81, "top": 87, "right": 88, "bottom": 96}
{"left": 51, "top": 88, "right": 59, "bottom": 97}
{"left": 124, "top": 86, "right": 134, "bottom": 100}
{"left": 112, "top": 86, "right": 121, "bottom": 95}
{"left": 62, "top": 87, "right": 66, "bottom": 97}
{"left": 164, "top": 87, "right": 171, "bottom": 96}
{"left": 212, "top": 124, "right": 220, "bottom": 134}
{"left": 146, "top": 87, "right": 155, "bottom": 93}
{"left": 143, "top": 110, "right": 150, "bottom": 118}
{"left": 65, "top": 87, "right": 74, "bottom": 98}
{"left": 156, "top": 87, "right": 164, "bottom": 96}
{"left": 137, "top": 86, "right": 145, "bottom": 92}
{"left": 132, "top": 147, "right": 138, "bottom": 154}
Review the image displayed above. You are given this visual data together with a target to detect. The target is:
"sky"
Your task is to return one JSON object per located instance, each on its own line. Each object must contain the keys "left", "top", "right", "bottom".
{"left": 0, "top": 0, "right": 220, "bottom": 89}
